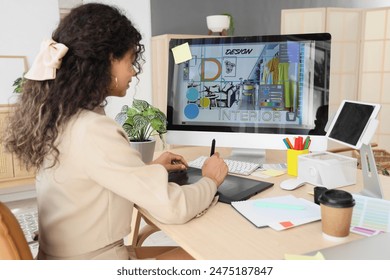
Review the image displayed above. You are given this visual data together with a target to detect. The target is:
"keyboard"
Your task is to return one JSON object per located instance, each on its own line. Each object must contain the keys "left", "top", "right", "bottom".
{"left": 12, "top": 206, "right": 39, "bottom": 256}
{"left": 188, "top": 156, "right": 261, "bottom": 176}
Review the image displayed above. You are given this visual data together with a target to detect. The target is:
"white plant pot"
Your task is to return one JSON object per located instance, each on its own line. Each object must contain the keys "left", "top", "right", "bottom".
{"left": 207, "top": 15, "right": 230, "bottom": 33}
{"left": 130, "top": 138, "right": 156, "bottom": 163}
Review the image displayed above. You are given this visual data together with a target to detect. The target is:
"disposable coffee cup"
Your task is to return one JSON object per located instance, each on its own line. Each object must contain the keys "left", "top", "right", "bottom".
{"left": 318, "top": 189, "right": 355, "bottom": 241}
{"left": 314, "top": 186, "right": 328, "bottom": 205}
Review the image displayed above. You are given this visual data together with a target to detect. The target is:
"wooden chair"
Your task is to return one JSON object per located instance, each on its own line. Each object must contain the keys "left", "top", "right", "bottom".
{"left": 130, "top": 208, "right": 193, "bottom": 260}
{"left": 0, "top": 199, "right": 192, "bottom": 260}
{"left": 0, "top": 201, "right": 33, "bottom": 260}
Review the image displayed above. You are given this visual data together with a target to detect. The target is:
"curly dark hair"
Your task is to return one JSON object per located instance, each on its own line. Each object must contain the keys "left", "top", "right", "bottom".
{"left": 3, "top": 3, "right": 145, "bottom": 170}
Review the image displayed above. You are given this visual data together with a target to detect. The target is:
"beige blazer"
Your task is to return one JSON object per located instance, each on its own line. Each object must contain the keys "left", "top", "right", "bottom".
{"left": 36, "top": 109, "right": 217, "bottom": 259}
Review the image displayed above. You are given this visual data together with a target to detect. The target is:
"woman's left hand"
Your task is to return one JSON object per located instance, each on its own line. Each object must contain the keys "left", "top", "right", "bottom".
{"left": 150, "top": 151, "right": 188, "bottom": 172}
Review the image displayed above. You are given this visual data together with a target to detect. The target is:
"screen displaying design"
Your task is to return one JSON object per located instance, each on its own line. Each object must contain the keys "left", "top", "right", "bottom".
{"left": 166, "top": 33, "right": 331, "bottom": 152}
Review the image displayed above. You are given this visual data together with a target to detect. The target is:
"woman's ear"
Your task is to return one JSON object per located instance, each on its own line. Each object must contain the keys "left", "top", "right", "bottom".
{"left": 109, "top": 53, "right": 114, "bottom": 63}
{"left": 109, "top": 53, "right": 119, "bottom": 64}
{"left": 110, "top": 54, "right": 120, "bottom": 75}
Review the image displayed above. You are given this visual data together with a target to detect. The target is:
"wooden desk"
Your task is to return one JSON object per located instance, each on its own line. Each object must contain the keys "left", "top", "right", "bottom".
{"left": 141, "top": 146, "right": 390, "bottom": 260}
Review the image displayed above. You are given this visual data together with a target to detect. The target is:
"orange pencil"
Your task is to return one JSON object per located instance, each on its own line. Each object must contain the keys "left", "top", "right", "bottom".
{"left": 285, "top": 138, "right": 293, "bottom": 150}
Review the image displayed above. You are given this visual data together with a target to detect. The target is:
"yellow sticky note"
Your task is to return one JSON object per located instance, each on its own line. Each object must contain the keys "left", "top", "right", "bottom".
{"left": 284, "top": 251, "right": 325, "bottom": 260}
{"left": 261, "top": 169, "right": 286, "bottom": 177}
{"left": 171, "top": 43, "right": 192, "bottom": 64}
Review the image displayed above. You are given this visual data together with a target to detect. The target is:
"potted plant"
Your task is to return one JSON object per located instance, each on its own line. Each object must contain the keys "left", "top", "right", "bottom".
{"left": 223, "top": 13, "right": 235, "bottom": 36}
{"left": 12, "top": 75, "right": 25, "bottom": 93}
{"left": 206, "top": 13, "right": 235, "bottom": 36}
{"left": 122, "top": 99, "right": 167, "bottom": 163}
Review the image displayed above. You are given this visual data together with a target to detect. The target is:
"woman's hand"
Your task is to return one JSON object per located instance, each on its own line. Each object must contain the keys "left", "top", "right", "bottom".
{"left": 150, "top": 151, "right": 188, "bottom": 172}
{"left": 202, "top": 152, "right": 228, "bottom": 187}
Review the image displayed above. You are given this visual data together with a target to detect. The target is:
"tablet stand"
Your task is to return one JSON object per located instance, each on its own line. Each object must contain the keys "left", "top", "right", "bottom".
{"left": 360, "top": 143, "right": 383, "bottom": 198}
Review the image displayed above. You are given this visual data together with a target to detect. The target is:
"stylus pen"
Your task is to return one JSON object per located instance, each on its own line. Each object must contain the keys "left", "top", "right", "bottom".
{"left": 210, "top": 139, "right": 216, "bottom": 156}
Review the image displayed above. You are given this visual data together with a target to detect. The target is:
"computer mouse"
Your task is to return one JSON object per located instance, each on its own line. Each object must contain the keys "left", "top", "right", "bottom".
{"left": 280, "top": 178, "right": 306, "bottom": 191}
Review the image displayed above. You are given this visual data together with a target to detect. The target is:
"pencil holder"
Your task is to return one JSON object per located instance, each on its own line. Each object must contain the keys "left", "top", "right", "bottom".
{"left": 287, "top": 149, "right": 309, "bottom": 176}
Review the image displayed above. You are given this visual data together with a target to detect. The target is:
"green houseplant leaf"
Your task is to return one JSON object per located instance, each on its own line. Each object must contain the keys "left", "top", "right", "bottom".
{"left": 122, "top": 99, "right": 167, "bottom": 143}
{"left": 223, "top": 13, "right": 235, "bottom": 36}
{"left": 12, "top": 76, "right": 25, "bottom": 93}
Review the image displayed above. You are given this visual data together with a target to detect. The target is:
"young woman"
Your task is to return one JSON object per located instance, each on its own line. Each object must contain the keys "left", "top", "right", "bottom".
{"left": 3, "top": 3, "right": 227, "bottom": 260}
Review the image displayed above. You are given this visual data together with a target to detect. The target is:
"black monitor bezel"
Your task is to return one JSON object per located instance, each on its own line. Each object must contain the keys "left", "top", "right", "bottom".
{"left": 166, "top": 32, "right": 331, "bottom": 136}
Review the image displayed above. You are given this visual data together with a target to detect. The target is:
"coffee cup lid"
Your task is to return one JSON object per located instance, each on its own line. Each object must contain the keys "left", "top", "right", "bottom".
{"left": 318, "top": 189, "right": 355, "bottom": 208}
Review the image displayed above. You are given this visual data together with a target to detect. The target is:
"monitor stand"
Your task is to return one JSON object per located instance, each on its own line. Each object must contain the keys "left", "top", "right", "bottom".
{"left": 359, "top": 143, "right": 383, "bottom": 198}
{"left": 228, "top": 148, "right": 266, "bottom": 165}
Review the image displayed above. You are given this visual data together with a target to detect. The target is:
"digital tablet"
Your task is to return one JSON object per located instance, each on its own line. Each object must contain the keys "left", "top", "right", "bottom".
{"left": 326, "top": 100, "right": 380, "bottom": 149}
{"left": 168, "top": 167, "right": 273, "bottom": 204}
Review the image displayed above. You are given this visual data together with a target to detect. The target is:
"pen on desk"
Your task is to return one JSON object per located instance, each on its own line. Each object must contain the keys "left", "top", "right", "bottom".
{"left": 210, "top": 139, "right": 216, "bottom": 156}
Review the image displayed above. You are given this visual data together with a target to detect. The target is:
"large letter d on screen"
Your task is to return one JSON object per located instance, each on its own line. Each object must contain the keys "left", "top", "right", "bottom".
{"left": 201, "top": 58, "right": 222, "bottom": 81}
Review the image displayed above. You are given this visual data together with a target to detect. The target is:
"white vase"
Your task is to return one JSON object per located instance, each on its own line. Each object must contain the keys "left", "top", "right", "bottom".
{"left": 130, "top": 138, "right": 156, "bottom": 163}
{"left": 206, "top": 15, "right": 230, "bottom": 32}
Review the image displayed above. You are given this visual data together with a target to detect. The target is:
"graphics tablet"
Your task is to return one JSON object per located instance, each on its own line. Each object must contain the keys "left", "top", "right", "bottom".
{"left": 168, "top": 167, "right": 273, "bottom": 204}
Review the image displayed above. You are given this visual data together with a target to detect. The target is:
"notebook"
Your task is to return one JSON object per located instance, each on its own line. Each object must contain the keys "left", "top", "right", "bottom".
{"left": 168, "top": 167, "right": 273, "bottom": 203}
{"left": 231, "top": 195, "right": 321, "bottom": 230}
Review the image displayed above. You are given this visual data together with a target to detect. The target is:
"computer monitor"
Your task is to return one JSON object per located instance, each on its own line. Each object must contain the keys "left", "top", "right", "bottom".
{"left": 166, "top": 33, "right": 331, "bottom": 162}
